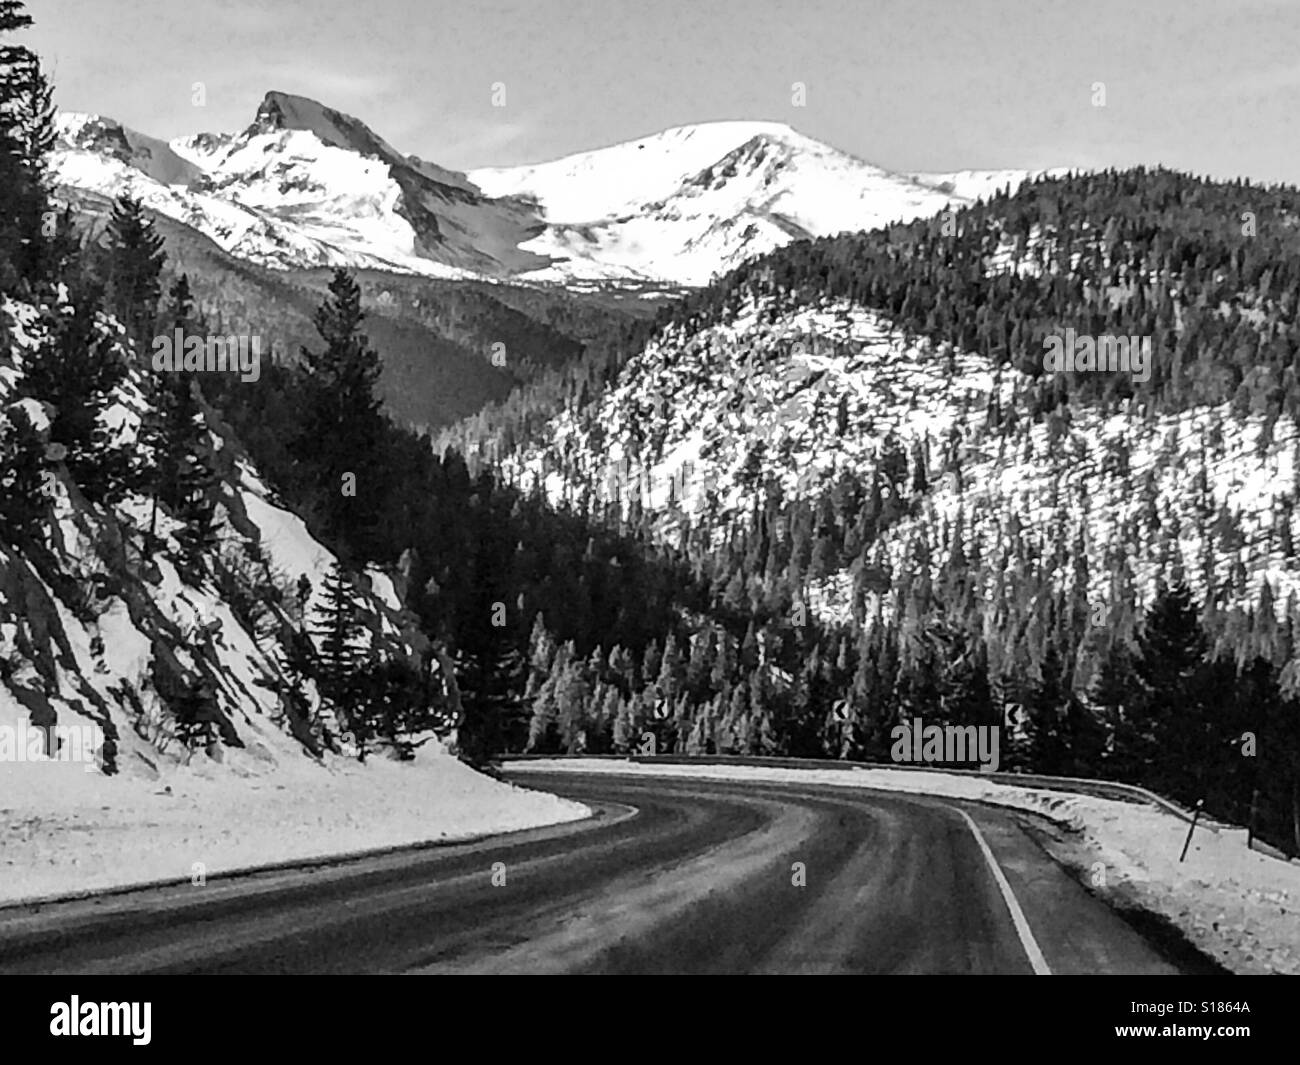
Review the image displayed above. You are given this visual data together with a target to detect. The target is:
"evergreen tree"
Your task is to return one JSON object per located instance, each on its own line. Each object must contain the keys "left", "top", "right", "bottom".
{"left": 0, "top": 401, "right": 48, "bottom": 541}
{"left": 1133, "top": 582, "right": 1210, "bottom": 798}
{"left": 555, "top": 651, "right": 590, "bottom": 753}
{"left": 1091, "top": 639, "right": 1136, "bottom": 777}
{"left": 294, "top": 269, "right": 389, "bottom": 564}
{"left": 144, "top": 274, "right": 215, "bottom": 561}
{"left": 104, "top": 195, "right": 165, "bottom": 349}
{"left": 21, "top": 274, "right": 132, "bottom": 504}
{"left": 144, "top": 276, "right": 219, "bottom": 578}
{"left": 456, "top": 640, "right": 525, "bottom": 767}
{"left": 525, "top": 658, "right": 561, "bottom": 753}
{"left": 0, "top": 1, "right": 54, "bottom": 292}
{"left": 310, "top": 561, "right": 366, "bottom": 746}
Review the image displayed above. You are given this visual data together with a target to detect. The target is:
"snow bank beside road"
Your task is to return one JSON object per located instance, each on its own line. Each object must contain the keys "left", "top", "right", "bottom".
{"left": 0, "top": 751, "right": 589, "bottom": 907}
{"left": 514, "top": 759, "right": 1300, "bottom": 975}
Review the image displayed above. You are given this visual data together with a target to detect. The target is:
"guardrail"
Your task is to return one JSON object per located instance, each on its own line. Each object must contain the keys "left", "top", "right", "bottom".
{"left": 501, "top": 752, "right": 1217, "bottom": 831}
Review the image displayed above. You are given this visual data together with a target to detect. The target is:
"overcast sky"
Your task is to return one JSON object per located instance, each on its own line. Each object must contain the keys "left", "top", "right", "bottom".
{"left": 23, "top": 0, "right": 1300, "bottom": 183}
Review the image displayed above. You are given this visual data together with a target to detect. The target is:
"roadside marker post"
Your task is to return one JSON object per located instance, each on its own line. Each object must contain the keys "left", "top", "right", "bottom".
{"left": 1179, "top": 798, "right": 1204, "bottom": 862}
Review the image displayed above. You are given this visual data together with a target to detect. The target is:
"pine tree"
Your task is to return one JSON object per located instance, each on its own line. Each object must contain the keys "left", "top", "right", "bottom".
{"left": 349, "top": 657, "right": 425, "bottom": 762}
{"left": 611, "top": 694, "right": 635, "bottom": 753}
{"left": 456, "top": 641, "right": 525, "bottom": 767}
{"left": 0, "top": 1, "right": 55, "bottom": 292}
{"left": 525, "top": 662, "right": 561, "bottom": 753}
{"left": 149, "top": 277, "right": 219, "bottom": 579}
{"left": 943, "top": 639, "right": 995, "bottom": 727}
{"left": 685, "top": 626, "right": 715, "bottom": 699}
{"left": 104, "top": 195, "right": 165, "bottom": 349}
{"left": 21, "top": 275, "right": 132, "bottom": 504}
{"left": 274, "top": 626, "right": 318, "bottom": 737}
{"left": 555, "top": 652, "right": 590, "bottom": 753}
{"left": 0, "top": 400, "right": 48, "bottom": 540}
{"left": 527, "top": 612, "right": 557, "bottom": 683}
{"left": 144, "top": 273, "right": 218, "bottom": 569}
{"left": 656, "top": 632, "right": 684, "bottom": 706}
{"left": 1092, "top": 638, "right": 1136, "bottom": 776}
{"left": 310, "top": 561, "right": 366, "bottom": 745}
{"left": 294, "top": 269, "right": 389, "bottom": 563}
{"left": 1133, "top": 581, "right": 1211, "bottom": 798}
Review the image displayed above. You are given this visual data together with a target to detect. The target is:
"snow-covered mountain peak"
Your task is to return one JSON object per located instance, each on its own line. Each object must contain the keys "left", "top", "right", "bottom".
{"left": 51, "top": 98, "right": 1052, "bottom": 287}
{"left": 242, "top": 91, "right": 479, "bottom": 196}
{"left": 248, "top": 90, "right": 392, "bottom": 152}
{"left": 55, "top": 112, "right": 202, "bottom": 188}
{"left": 468, "top": 119, "right": 816, "bottom": 223}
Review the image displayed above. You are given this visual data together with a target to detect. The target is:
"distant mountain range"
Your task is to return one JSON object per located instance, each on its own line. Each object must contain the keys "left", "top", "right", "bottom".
{"left": 51, "top": 91, "right": 1056, "bottom": 288}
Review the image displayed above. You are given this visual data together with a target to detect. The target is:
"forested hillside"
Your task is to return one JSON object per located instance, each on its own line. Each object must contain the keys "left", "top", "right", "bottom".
{"left": 463, "top": 168, "right": 1300, "bottom": 855}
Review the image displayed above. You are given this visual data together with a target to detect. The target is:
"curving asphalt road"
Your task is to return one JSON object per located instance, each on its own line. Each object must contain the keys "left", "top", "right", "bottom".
{"left": 0, "top": 771, "right": 1198, "bottom": 974}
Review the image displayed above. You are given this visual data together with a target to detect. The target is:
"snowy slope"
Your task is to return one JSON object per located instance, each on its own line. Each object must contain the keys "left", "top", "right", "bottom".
{"left": 57, "top": 112, "right": 204, "bottom": 188}
{"left": 0, "top": 292, "right": 588, "bottom": 898}
{"left": 51, "top": 99, "right": 1049, "bottom": 288}
{"left": 908, "top": 168, "right": 1059, "bottom": 204}
{"left": 0, "top": 288, "right": 413, "bottom": 770}
{"left": 502, "top": 293, "right": 1300, "bottom": 655}
{"left": 468, "top": 121, "right": 808, "bottom": 222}
{"left": 53, "top": 113, "right": 477, "bottom": 277}
{"left": 472, "top": 123, "right": 1052, "bottom": 286}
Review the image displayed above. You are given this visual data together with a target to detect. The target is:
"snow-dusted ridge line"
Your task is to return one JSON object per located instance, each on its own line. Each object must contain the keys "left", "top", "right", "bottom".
{"left": 51, "top": 99, "right": 1052, "bottom": 287}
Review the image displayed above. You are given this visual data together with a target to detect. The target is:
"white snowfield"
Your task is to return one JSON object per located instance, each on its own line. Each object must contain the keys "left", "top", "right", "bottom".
{"left": 51, "top": 98, "right": 1052, "bottom": 288}
{"left": 53, "top": 113, "right": 481, "bottom": 279}
{"left": 467, "top": 121, "right": 802, "bottom": 223}
{"left": 517, "top": 759, "right": 1300, "bottom": 976}
{"left": 0, "top": 749, "right": 588, "bottom": 907}
{"left": 469, "top": 123, "right": 1051, "bottom": 286}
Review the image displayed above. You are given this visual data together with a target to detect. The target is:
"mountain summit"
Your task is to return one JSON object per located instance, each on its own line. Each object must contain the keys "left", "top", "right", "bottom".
{"left": 52, "top": 94, "right": 1051, "bottom": 287}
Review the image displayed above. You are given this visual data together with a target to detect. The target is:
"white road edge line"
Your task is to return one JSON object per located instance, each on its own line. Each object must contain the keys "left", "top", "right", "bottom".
{"left": 949, "top": 805, "right": 1052, "bottom": 975}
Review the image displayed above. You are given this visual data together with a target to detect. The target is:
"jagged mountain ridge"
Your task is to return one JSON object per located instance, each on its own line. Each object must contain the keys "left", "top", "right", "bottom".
{"left": 51, "top": 93, "right": 1050, "bottom": 288}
